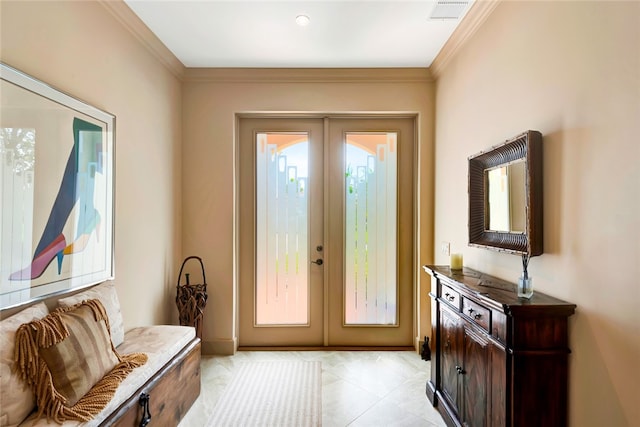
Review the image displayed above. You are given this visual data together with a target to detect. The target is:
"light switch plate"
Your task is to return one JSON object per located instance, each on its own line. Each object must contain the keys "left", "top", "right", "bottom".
{"left": 441, "top": 241, "right": 450, "bottom": 256}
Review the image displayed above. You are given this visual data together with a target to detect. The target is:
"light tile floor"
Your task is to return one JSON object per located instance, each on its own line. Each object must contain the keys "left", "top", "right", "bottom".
{"left": 179, "top": 350, "right": 447, "bottom": 427}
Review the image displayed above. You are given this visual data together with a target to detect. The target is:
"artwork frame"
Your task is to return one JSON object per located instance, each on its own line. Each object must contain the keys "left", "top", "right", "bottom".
{"left": 0, "top": 63, "right": 115, "bottom": 309}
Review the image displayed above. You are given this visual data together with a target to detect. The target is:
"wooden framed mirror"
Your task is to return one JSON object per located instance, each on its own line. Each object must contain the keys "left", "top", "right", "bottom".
{"left": 468, "top": 130, "right": 543, "bottom": 256}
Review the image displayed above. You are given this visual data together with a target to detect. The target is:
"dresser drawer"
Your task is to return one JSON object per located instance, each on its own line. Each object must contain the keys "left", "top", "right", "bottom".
{"left": 492, "top": 310, "right": 507, "bottom": 343}
{"left": 462, "top": 297, "right": 490, "bottom": 331}
{"left": 440, "top": 284, "right": 460, "bottom": 309}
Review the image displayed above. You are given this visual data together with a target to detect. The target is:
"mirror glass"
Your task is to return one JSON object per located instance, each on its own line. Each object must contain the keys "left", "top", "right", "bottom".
{"left": 485, "top": 160, "right": 526, "bottom": 233}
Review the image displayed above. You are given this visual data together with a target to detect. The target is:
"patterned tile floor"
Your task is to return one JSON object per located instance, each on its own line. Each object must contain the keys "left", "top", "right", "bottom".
{"left": 179, "top": 350, "right": 447, "bottom": 427}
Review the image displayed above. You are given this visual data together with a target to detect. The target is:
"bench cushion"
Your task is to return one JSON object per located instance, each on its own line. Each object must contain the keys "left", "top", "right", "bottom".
{"left": 0, "top": 303, "right": 49, "bottom": 427}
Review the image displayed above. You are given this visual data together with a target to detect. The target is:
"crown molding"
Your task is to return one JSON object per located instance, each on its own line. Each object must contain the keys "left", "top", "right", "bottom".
{"left": 430, "top": 0, "right": 501, "bottom": 78}
{"left": 183, "top": 67, "right": 434, "bottom": 84}
{"left": 99, "top": 0, "right": 185, "bottom": 80}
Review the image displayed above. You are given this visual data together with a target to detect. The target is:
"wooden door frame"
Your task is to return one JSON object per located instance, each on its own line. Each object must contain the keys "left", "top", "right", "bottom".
{"left": 233, "top": 112, "right": 420, "bottom": 350}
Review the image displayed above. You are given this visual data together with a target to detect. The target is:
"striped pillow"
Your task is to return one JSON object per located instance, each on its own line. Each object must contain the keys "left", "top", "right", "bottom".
{"left": 14, "top": 299, "right": 148, "bottom": 423}
{"left": 38, "top": 303, "right": 119, "bottom": 406}
{"left": 58, "top": 281, "right": 125, "bottom": 347}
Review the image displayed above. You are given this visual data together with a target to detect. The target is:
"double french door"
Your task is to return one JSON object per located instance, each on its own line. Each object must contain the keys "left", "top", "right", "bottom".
{"left": 238, "top": 116, "right": 415, "bottom": 347}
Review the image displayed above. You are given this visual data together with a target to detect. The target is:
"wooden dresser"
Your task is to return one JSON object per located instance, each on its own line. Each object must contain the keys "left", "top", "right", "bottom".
{"left": 423, "top": 266, "right": 576, "bottom": 427}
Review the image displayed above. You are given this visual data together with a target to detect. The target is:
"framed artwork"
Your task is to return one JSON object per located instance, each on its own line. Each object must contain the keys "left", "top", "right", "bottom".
{"left": 0, "top": 63, "right": 115, "bottom": 309}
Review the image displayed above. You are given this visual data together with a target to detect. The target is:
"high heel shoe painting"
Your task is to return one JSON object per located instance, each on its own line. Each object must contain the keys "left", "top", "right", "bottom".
{"left": 1, "top": 63, "right": 114, "bottom": 309}
{"left": 8, "top": 118, "right": 107, "bottom": 281}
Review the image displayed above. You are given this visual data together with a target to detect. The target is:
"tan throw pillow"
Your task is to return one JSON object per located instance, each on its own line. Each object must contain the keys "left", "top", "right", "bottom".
{"left": 58, "top": 281, "right": 125, "bottom": 347}
{"left": 38, "top": 303, "right": 119, "bottom": 406}
{"left": 14, "top": 299, "right": 147, "bottom": 423}
{"left": 0, "top": 302, "right": 49, "bottom": 427}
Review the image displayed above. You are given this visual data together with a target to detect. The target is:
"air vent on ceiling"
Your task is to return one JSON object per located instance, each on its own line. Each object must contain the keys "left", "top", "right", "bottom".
{"left": 429, "top": 1, "right": 470, "bottom": 20}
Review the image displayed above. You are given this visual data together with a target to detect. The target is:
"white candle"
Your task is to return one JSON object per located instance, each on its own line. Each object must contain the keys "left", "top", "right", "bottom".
{"left": 450, "top": 253, "right": 463, "bottom": 270}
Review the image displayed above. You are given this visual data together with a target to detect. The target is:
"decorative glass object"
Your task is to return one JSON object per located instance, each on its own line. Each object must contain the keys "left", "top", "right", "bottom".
{"left": 518, "top": 254, "right": 533, "bottom": 299}
{"left": 518, "top": 275, "right": 533, "bottom": 299}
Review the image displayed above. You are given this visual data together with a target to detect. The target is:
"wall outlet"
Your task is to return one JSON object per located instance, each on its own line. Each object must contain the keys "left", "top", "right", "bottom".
{"left": 441, "top": 241, "right": 450, "bottom": 256}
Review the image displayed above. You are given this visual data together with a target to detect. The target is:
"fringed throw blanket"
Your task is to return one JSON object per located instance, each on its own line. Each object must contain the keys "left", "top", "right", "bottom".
{"left": 14, "top": 299, "right": 147, "bottom": 423}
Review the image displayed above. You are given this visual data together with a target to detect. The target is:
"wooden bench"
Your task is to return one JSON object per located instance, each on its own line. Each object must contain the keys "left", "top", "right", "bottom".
{"left": 106, "top": 338, "right": 201, "bottom": 426}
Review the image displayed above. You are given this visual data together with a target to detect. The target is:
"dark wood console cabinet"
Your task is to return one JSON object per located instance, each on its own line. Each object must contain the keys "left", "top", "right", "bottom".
{"left": 423, "top": 266, "right": 576, "bottom": 427}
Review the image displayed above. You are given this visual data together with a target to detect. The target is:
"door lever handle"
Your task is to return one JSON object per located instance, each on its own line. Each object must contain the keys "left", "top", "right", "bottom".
{"left": 311, "top": 259, "right": 324, "bottom": 266}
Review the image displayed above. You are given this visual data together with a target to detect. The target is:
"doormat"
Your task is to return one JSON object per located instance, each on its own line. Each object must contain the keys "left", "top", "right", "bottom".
{"left": 206, "top": 360, "right": 321, "bottom": 426}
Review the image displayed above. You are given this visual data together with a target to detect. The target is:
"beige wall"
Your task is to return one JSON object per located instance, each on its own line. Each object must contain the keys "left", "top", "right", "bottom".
{"left": 0, "top": 1, "right": 183, "bottom": 327}
{"left": 181, "top": 69, "right": 435, "bottom": 353}
{"left": 433, "top": 1, "right": 640, "bottom": 426}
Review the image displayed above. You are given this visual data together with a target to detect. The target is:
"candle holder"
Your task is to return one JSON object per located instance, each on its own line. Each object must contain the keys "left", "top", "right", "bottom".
{"left": 450, "top": 253, "right": 463, "bottom": 270}
{"left": 518, "top": 254, "right": 533, "bottom": 299}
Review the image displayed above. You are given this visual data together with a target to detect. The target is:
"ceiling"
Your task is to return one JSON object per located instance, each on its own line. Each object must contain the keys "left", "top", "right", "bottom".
{"left": 123, "top": 0, "right": 474, "bottom": 68}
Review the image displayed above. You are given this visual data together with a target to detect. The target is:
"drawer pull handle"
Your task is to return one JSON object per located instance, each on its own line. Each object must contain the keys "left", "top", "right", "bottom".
{"left": 445, "top": 293, "right": 455, "bottom": 302}
{"left": 455, "top": 365, "right": 465, "bottom": 375}
{"left": 139, "top": 393, "right": 151, "bottom": 427}
{"left": 467, "top": 307, "right": 483, "bottom": 320}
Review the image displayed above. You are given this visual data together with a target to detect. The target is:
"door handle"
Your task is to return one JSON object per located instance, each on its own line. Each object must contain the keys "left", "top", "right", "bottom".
{"left": 311, "top": 259, "right": 323, "bottom": 265}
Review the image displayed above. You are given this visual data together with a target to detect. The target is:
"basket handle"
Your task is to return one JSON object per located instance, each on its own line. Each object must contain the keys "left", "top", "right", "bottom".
{"left": 176, "top": 256, "right": 206, "bottom": 288}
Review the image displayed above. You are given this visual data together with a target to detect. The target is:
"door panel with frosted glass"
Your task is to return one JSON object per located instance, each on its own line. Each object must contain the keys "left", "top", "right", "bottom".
{"left": 238, "top": 118, "right": 324, "bottom": 346}
{"left": 327, "top": 118, "right": 414, "bottom": 346}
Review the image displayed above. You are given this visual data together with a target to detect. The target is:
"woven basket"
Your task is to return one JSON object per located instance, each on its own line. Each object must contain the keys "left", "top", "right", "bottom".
{"left": 176, "top": 256, "right": 208, "bottom": 339}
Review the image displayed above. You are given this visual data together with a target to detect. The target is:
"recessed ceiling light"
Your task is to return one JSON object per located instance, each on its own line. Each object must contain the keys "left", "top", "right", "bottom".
{"left": 296, "top": 14, "right": 310, "bottom": 26}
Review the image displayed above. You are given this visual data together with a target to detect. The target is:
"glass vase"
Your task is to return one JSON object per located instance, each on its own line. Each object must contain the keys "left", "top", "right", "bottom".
{"left": 518, "top": 275, "right": 533, "bottom": 299}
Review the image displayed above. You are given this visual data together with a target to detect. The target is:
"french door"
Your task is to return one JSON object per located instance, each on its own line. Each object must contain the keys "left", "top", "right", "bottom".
{"left": 238, "top": 116, "right": 415, "bottom": 347}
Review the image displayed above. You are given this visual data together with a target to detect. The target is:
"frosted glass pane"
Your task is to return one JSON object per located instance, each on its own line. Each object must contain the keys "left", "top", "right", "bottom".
{"left": 255, "top": 133, "right": 309, "bottom": 325}
{"left": 344, "top": 133, "right": 397, "bottom": 325}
